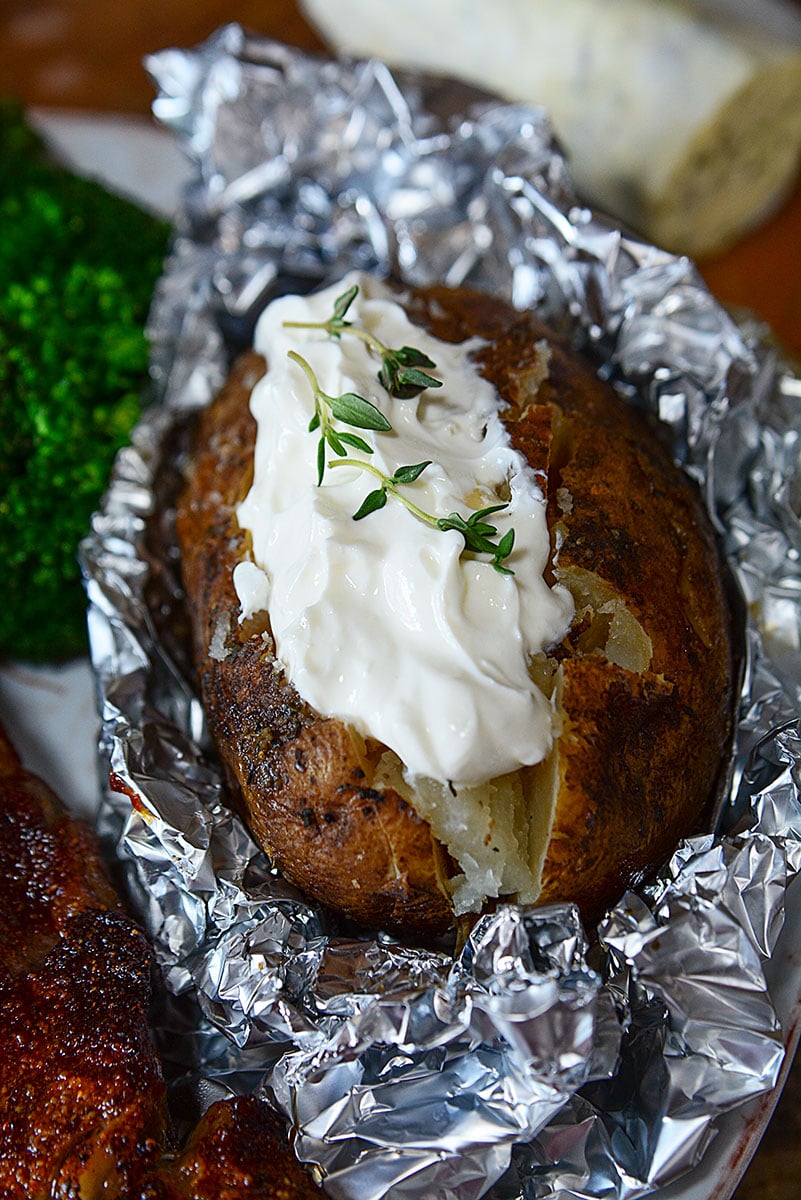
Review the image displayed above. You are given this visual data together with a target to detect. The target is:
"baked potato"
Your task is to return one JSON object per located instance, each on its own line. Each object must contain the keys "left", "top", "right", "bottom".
{"left": 176, "top": 280, "right": 734, "bottom": 935}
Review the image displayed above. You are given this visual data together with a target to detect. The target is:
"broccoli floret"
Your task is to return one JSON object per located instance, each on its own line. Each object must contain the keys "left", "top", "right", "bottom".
{"left": 0, "top": 101, "right": 169, "bottom": 661}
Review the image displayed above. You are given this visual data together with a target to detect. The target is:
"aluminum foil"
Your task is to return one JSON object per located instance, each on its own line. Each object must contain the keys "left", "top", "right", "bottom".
{"left": 80, "top": 24, "right": 801, "bottom": 1200}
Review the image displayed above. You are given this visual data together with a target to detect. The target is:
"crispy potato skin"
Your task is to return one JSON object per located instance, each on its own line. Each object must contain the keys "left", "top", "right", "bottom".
{"left": 177, "top": 353, "right": 451, "bottom": 933}
{"left": 177, "top": 286, "right": 734, "bottom": 933}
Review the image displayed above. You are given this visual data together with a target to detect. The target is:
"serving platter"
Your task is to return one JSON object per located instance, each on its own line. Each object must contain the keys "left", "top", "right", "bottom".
{"left": 0, "top": 108, "right": 797, "bottom": 1200}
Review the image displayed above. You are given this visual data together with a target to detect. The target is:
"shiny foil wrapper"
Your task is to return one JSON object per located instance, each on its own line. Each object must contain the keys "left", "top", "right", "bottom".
{"left": 80, "top": 24, "right": 801, "bottom": 1200}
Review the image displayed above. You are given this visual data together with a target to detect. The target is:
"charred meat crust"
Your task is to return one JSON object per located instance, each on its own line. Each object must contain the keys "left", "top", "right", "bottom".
{"left": 176, "top": 285, "right": 734, "bottom": 933}
{"left": 0, "top": 724, "right": 166, "bottom": 1197}
{"left": 0, "top": 723, "right": 324, "bottom": 1198}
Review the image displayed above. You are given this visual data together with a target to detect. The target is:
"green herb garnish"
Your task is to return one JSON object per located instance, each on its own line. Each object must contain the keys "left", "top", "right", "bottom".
{"left": 331, "top": 458, "right": 516, "bottom": 574}
{"left": 284, "top": 284, "right": 443, "bottom": 399}
{"left": 288, "top": 350, "right": 392, "bottom": 484}
{"left": 287, "top": 287, "right": 516, "bottom": 574}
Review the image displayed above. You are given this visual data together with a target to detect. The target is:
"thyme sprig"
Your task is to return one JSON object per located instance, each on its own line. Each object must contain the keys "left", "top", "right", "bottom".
{"left": 288, "top": 350, "right": 391, "bottom": 485}
{"left": 287, "top": 293, "right": 516, "bottom": 573}
{"left": 330, "top": 458, "right": 516, "bottom": 574}
{"left": 284, "top": 284, "right": 443, "bottom": 399}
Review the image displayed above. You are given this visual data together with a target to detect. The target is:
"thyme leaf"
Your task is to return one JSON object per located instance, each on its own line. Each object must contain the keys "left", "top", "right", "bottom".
{"left": 331, "top": 283, "right": 359, "bottom": 326}
{"left": 325, "top": 427, "right": 347, "bottom": 457}
{"left": 378, "top": 350, "right": 441, "bottom": 399}
{"left": 352, "top": 487, "right": 388, "bottom": 520}
{"left": 336, "top": 431, "right": 373, "bottom": 454}
{"left": 328, "top": 390, "right": 390, "bottom": 430}
{"left": 392, "top": 460, "right": 431, "bottom": 484}
{"left": 316, "top": 438, "right": 326, "bottom": 488}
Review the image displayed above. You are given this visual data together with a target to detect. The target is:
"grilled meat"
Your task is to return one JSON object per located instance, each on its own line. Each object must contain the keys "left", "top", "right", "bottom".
{"left": 0, "top": 723, "right": 321, "bottom": 1199}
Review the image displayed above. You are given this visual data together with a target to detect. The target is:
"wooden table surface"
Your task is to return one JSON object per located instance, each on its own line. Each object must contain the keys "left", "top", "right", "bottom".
{"left": 2, "top": 3, "right": 800, "bottom": 1198}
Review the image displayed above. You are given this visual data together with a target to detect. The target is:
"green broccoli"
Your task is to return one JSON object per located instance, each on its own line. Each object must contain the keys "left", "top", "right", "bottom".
{"left": 0, "top": 101, "right": 170, "bottom": 661}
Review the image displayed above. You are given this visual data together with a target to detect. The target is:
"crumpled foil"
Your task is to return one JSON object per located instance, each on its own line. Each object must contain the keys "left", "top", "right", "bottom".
{"left": 80, "top": 24, "right": 801, "bottom": 1200}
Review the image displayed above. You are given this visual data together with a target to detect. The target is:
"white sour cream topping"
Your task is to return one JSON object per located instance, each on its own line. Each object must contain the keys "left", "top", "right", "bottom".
{"left": 234, "top": 274, "right": 574, "bottom": 787}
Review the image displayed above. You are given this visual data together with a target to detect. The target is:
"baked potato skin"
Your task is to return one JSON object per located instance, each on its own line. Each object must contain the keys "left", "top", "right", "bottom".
{"left": 177, "top": 353, "right": 452, "bottom": 934}
{"left": 410, "top": 286, "right": 734, "bottom": 919}
{"left": 177, "top": 286, "right": 734, "bottom": 933}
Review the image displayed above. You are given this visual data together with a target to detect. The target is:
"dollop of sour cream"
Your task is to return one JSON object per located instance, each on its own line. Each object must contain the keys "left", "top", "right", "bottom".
{"left": 234, "top": 274, "right": 574, "bottom": 787}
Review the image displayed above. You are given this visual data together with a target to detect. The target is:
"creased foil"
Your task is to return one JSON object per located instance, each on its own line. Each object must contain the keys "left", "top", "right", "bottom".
{"left": 80, "top": 24, "right": 801, "bottom": 1200}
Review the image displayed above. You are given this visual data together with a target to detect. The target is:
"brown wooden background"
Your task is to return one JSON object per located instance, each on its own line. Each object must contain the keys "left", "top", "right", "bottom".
{"left": 1, "top": 2, "right": 800, "bottom": 1196}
